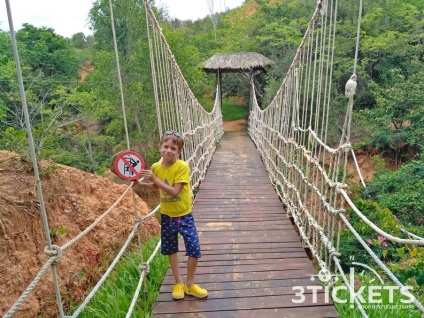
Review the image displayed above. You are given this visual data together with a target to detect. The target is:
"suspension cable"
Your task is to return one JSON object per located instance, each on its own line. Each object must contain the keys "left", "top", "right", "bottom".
{"left": 4, "top": 1, "right": 65, "bottom": 316}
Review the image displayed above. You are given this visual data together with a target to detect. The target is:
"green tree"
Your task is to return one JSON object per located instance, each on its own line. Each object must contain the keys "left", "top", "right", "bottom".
{"left": 16, "top": 24, "right": 79, "bottom": 80}
{"left": 70, "top": 32, "right": 89, "bottom": 49}
{"left": 0, "top": 25, "right": 82, "bottom": 161}
{"left": 335, "top": 0, "right": 424, "bottom": 162}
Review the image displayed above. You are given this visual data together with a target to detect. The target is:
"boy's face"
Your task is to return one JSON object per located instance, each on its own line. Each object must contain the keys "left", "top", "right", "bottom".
{"left": 159, "top": 138, "right": 181, "bottom": 165}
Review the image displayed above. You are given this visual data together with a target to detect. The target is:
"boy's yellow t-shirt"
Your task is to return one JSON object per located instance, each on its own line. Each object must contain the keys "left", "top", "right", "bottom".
{"left": 151, "top": 159, "right": 192, "bottom": 217}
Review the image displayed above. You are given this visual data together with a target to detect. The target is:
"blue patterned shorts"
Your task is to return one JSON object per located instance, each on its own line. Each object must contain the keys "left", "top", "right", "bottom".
{"left": 160, "top": 213, "right": 201, "bottom": 258}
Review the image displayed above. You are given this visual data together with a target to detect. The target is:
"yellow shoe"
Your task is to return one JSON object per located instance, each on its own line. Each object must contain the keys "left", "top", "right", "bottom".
{"left": 172, "top": 283, "right": 185, "bottom": 300}
{"left": 184, "top": 284, "right": 208, "bottom": 298}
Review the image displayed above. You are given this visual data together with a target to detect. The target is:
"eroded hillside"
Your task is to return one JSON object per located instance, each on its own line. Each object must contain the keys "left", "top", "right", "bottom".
{"left": 0, "top": 151, "right": 160, "bottom": 317}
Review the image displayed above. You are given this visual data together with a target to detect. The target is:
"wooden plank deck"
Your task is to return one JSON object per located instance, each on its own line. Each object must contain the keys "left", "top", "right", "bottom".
{"left": 152, "top": 131, "right": 339, "bottom": 318}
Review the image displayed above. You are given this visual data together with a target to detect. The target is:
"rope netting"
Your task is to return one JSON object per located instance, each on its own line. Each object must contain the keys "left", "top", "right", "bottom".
{"left": 4, "top": 0, "right": 222, "bottom": 316}
{"left": 248, "top": 0, "right": 424, "bottom": 316}
{"left": 144, "top": 1, "right": 223, "bottom": 190}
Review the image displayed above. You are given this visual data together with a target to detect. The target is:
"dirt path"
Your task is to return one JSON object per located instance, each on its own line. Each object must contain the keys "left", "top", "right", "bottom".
{"left": 223, "top": 118, "right": 247, "bottom": 131}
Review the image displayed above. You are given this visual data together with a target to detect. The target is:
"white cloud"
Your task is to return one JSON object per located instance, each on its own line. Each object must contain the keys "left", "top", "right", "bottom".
{"left": 158, "top": 0, "right": 244, "bottom": 21}
{"left": 1, "top": 0, "right": 93, "bottom": 37}
{"left": 0, "top": 0, "right": 244, "bottom": 38}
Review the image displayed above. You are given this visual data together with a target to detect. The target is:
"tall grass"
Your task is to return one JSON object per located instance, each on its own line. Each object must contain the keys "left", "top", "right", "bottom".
{"left": 75, "top": 236, "right": 168, "bottom": 318}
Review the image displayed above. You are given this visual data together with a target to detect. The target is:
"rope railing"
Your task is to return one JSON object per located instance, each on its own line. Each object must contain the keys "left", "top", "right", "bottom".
{"left": 4, "top": 257, "right": 60, "bottom": 318}
{"left": 248, "top": 0, "right": 424, "bottom": 316}
{"left": 337, "top": 214, "right": 424, "bottom": 313}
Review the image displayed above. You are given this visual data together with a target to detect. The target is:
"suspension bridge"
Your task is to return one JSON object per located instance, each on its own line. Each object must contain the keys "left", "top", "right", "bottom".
{"left": 3, "top": 0, "right": 424, "bottom": 317}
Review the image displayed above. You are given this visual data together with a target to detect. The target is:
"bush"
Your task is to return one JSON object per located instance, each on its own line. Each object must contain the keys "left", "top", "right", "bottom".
{"left": 363, "top": 160, "right": 424, "bottom": 224}
{"left": 1, "top": 127, "right": 31, "bottom": 162}
{"left": 339, "top": 199, "right": 403, "bottom": 270}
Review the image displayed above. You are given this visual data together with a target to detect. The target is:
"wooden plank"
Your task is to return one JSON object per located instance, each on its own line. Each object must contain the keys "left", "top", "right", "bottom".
{"left": 173, "top": 252, "right": 307, "bottom": 263}
{"left": 175, "top": 258, "right": 315, "bottom": 274}
{"left": 197, "top": 230, "right": 300, "bottom": 238}
{"left": 153, "top": 306, "right": 339, "bottom": 318}
{"left": 153, "top": 293, "right": 333, "bottom": 314}
{"left": 161, "top": 268, "right": 314, "bottom": 285}
{"left": 177, "top": 256, "right": 309, "bottom": 268}
{"left": 194, "top": 210, "right": 288, "bottom": 215}
{"left": 157, "top": 285, "right": 324, "bottom": 302}
{"left": 196, "top": 247, "right": 306, "bottom": 256}
{"left": 152, "top": 132, "right": 339, "bottom": 317}
{"left": 191, "top": 236, "right": 303, "bottom": 245}
{"left": 196, "top": 224, "right": 295, "bottom": 231}
{"left": 159, "top": 277, "right": 317, "bottom": 289}
{"left": 195, "top": 215, "right": 291, "bottom": 221}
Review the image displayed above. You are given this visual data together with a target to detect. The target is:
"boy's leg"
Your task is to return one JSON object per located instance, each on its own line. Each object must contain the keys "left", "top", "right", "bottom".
{"left": 161, "top": 214, "right": 184, "bottom": 299}
{"left": 184, "top": 256, "right": 207, "bottom": 298}
{"left": 179, "top": 214, "right": 202, "bottom": 279}
{"left": 178, "top": 213, "right": 207, "bottom": 298}
{"left": 169, "top": 253, "right": 185, "bottom": 300}
{"left": 185, "top": 256, "right": 198, "bottom": 287}
{"left": 169, "top": 252, "right": 183, "bottom": 284}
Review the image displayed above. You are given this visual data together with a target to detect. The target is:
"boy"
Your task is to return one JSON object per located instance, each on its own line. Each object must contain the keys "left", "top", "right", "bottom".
{"left": 135, "top": 130, "right": 207, "bottom": 300}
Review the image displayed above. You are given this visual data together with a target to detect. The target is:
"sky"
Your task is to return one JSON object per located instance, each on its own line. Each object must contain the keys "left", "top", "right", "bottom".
{"left": 0, "top": 0, "right": 244, "bottom": 38}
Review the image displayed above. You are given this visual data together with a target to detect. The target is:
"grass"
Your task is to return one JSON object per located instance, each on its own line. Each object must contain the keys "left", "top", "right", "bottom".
{"left": 221, "top": 100, "right": 248, "bottom": 121}
{"left": 200, "top": 97, "right": 248, "bottom": 121}
{"left": 74, "top": 236, "right": 168, "bottom": 318}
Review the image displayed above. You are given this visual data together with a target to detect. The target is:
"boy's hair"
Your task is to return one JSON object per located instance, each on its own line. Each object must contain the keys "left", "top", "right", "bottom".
{"left": 160, "top": 134, "right": 184, "bottom": 151}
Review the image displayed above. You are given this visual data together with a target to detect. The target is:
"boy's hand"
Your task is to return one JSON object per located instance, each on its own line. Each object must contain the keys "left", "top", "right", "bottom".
{"left": 140, "top": 169, "right": 154, "bottom": 182}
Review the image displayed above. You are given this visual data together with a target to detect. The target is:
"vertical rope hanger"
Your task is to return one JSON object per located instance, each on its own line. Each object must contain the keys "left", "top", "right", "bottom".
{"left": 144, "top": 8, "right": 163, "bottom": 135}
{"left": 107, "top": 0, "right": 150, "bottom": 295}
{"left": 345, "top": 0, "right": 423, "bottom": 244}
{"left": 108, "top": 0, "right": 130, "bottom": 150}
{"left": 142, "top": 0, "right": 224, "bottom": 191}
{"left": 353, "top": 0, "right": 363, "bottom": 76}
{"left": 3, "top": 1, "right": 65, "bottom": 317}
{"left": 341, "top": 0, "right": 362, "bottom": 144}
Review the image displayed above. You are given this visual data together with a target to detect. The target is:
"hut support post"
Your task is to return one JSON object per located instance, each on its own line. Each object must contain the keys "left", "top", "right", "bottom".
{"left": 217, "top": 69, "right": 222, "bottom": 110}
{"left": 249, "top": 70, "right": 254, "bottom": 113}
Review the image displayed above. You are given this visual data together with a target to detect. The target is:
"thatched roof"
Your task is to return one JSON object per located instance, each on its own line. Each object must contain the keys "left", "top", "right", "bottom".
{"left": 202, "top": 52, "right": 273, "bottom": 73}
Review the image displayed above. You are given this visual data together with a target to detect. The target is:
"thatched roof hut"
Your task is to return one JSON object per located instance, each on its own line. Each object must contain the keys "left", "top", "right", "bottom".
{"left": 202, "top": 52, "right": 273, "bottom": 73}
{"left": 203, "top": 52, "right": 272, "bottom": 112}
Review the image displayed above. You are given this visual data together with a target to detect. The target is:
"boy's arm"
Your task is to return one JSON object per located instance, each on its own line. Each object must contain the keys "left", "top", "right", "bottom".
{"left": 140, "top": 169, "right": 183, "bottom": 197}
{"left": 134, "top": 179, "right": 159, "bottom": 192}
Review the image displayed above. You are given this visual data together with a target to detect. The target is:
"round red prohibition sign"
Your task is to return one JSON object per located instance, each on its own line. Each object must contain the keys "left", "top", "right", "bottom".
{"left": 114, "top": 151, "right": 146, "bottom": 181}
